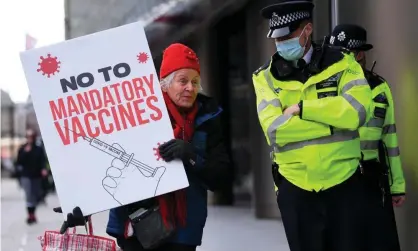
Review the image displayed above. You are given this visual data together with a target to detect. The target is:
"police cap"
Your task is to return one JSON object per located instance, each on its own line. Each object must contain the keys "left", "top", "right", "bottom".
{"left": 328, "top": 24, "right": 373, "bottom": 51}
{"left": 261, "top": 0, "right": 314, "bottom": 39}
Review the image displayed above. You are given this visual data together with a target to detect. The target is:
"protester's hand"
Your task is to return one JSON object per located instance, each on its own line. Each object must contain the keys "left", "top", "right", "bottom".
{"left": 283, "top": 104, "right": 300, "bottom": 116}
{"left": 53, "top": 206, "right": 89, "bottom": 234}
{"left": 392, "top": 195, "right": 406, "bottom": 207}
{"left": 158, "top": 139, "right": 196, "bottom": 163}
{"left": 102, "top": 143, "right": 166, "bottom": 205}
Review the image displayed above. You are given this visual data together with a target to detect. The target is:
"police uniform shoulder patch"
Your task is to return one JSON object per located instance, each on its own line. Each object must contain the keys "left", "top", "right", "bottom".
{"left": 253, "top": 59, "right": 271, "bottom": 76}
{"left": 373, "top": 92, "right": 389, "bottom": 105}
{"left": 365, "top": 70, "right": 386, "bottom": 90}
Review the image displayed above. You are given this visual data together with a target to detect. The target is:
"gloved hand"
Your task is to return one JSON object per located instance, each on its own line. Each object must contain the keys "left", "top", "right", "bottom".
{"left": 158, "top": 139, "right": 197, "bottom": 165}
{"left": 53, "top": 206, "right": 90, "bottom": 234}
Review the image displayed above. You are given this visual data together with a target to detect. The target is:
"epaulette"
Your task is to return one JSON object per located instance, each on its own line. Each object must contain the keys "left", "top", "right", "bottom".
{"left": 253, "top": 59, "right": 271, "bottom": 76}
{"left": 364, "top": 70, "right": 386, "bottom": 90}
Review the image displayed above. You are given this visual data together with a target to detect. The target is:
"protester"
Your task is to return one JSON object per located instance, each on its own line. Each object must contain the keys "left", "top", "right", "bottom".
{"left": 54, "top": 43, "right": 230, "bottom": 251}
{"left": 15, "top": 128, "right": 48, "bottom": 224}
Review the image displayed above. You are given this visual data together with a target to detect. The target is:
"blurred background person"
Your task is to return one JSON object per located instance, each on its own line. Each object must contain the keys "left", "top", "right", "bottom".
{"left": 37, "top": 138, "right": 54, "bottom": 205}
{"left": 15, "top": 128, "right": 48, "bottom": 224}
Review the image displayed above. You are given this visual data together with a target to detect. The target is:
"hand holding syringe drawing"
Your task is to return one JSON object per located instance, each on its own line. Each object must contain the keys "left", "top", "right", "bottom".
{"left": 64, "top": 127, "right": 166, "bottom": 205}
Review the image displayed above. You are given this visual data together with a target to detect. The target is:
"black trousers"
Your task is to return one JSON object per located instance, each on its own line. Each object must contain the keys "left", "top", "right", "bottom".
{"left": 277, "top": 171, "right": 366, "bottom": 251}
{"left": 363, "top": 161, "right": 401, "bottom": 251}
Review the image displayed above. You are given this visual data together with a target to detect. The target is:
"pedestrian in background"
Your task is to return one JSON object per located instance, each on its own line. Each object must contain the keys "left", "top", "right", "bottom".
{"left": 327, "top": 24, "right": 405, "bottom": 251}
{"left": 252, "top": 0, "right": 372, "bottom": 250}
{"left": 54, "top": 43, "right": 231, "bottom": 251}
{"left": 15, "top": 128, "right": 48, "bottom": 224}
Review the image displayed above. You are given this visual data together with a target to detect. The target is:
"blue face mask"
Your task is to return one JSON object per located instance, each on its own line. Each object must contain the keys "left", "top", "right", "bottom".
{"left": 275, "top": 27, "right": 308, "bottom": 61}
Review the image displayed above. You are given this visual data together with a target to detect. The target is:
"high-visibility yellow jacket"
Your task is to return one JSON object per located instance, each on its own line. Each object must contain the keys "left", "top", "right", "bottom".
{"left": 253, "top": 48, "right": 372, "bottom": 192}
{"left": 360, "top": 70, "right": 406, "bottom": 194}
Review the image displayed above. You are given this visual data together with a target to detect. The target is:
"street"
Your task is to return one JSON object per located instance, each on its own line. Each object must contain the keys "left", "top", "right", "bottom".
{"left": 1, "top": 178, "right": 288, "bottom": 251}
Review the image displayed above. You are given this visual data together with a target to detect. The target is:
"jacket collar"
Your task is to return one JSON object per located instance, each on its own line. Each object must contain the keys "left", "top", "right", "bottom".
{"left": 270, "top": 42, "right": 345, "bottom": 81}
{"left": 195, "top": 94, "right": 222, "bottom": 127}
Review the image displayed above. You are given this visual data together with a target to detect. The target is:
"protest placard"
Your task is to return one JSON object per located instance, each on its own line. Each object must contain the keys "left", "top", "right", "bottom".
{"left": 19, "top": 22, "right": 189, "bottom": 217}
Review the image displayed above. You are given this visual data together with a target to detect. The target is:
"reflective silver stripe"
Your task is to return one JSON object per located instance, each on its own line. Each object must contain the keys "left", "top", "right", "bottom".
{"left": 361, "top": 140, "right": 379, "bottom": 150}
{"left": 342, "top": 94, "right": 367, "bottom": 126}
{"left": 341, "top": 79, "right": 368, "bottom": 94}
{"left": 382, "top": 124, "right": 397, "bottom": 134}
{"left": 341, "top": 79, "right": 368, "bottom": 126}
{"left": 263, "top": 69, "right": 281, "bottom": 93}
{"left": 257, "top": 99, "right": 282, "bottom": 114}
{"left": 387, "top": 146, "right": 400, "bottom": 157}
{"left": 275, "top": 130, "right": 359, "bottom": 153}
{"left": 267, "top": 114, "right": 292, "bottom": 145}
{"left": 361, "top": 141, "right": 400, "bottom": 156}
{"left": 365, "top": 118, "right": 385, "bottom": 128}
{"left": 262, "top": 68, "right": 288, "bottom": 144}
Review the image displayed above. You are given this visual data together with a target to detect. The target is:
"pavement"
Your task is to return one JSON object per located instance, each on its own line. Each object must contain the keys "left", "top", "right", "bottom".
{"left": 1, "top": 178, "right": 289, "bottom": 251}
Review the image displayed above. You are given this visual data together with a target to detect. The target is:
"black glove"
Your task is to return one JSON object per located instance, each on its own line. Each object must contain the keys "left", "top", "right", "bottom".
{"left": 53, "top": 206, "right": 89, "bottom": 234}
{"left": 158, "top": 139, "right": 197, "bottom": 165}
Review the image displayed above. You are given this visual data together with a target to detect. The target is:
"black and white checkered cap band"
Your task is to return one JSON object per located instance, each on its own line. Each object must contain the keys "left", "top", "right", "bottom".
{"left": 267, "top": 11, "right": 310, "bottom": 38}
{"left": 347, "top": 39, "right": 366, "bottom": 48}
{"left": 329, "top": 35, "right": 367, "bottom": 49}
{"left": 269, "top": 11, "right": 311, "bottom": 29}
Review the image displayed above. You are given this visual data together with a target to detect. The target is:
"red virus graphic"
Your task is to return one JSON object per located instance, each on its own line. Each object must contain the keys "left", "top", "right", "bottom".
{"left": 37, "top": 53, "right": 61, "bottom": 78}
{"left": 137, "top": 52, "right": 149, "bottom": 64}
{"left": 153, "top": 142, "right": 164, "bottom": 161}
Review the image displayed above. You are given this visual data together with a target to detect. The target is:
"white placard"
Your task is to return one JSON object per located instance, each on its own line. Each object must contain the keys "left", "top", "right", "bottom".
{"left": 19, "top": 22, "right": 189, "bottom": 217}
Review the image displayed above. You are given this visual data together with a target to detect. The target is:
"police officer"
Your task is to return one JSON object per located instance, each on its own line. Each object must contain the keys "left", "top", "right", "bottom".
{"left": 252, "top": 1, "right": 372, "bottom": 251}
{"left": 327, "top": 24, "right": 405, "bottom": 251}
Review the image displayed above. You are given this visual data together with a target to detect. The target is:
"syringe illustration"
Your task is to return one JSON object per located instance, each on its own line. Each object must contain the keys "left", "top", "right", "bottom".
{"left": 64, "top": 127, "right": 162, "bottom": 177}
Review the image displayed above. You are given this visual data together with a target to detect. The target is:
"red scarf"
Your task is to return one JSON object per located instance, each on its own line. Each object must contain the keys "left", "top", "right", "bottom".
{"left": 158, "top": 92, "right": 199, "bottom": 228}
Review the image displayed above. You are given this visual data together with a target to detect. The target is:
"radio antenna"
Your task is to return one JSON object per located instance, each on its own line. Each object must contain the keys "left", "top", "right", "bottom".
{"left": 371, "top": 61, "right": 377, "bottom": 73}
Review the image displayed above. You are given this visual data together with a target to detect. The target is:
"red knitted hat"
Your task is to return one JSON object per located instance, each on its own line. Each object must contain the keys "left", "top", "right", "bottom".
{"left": 159, "top": 43, "right": 200, "bottom": 79}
